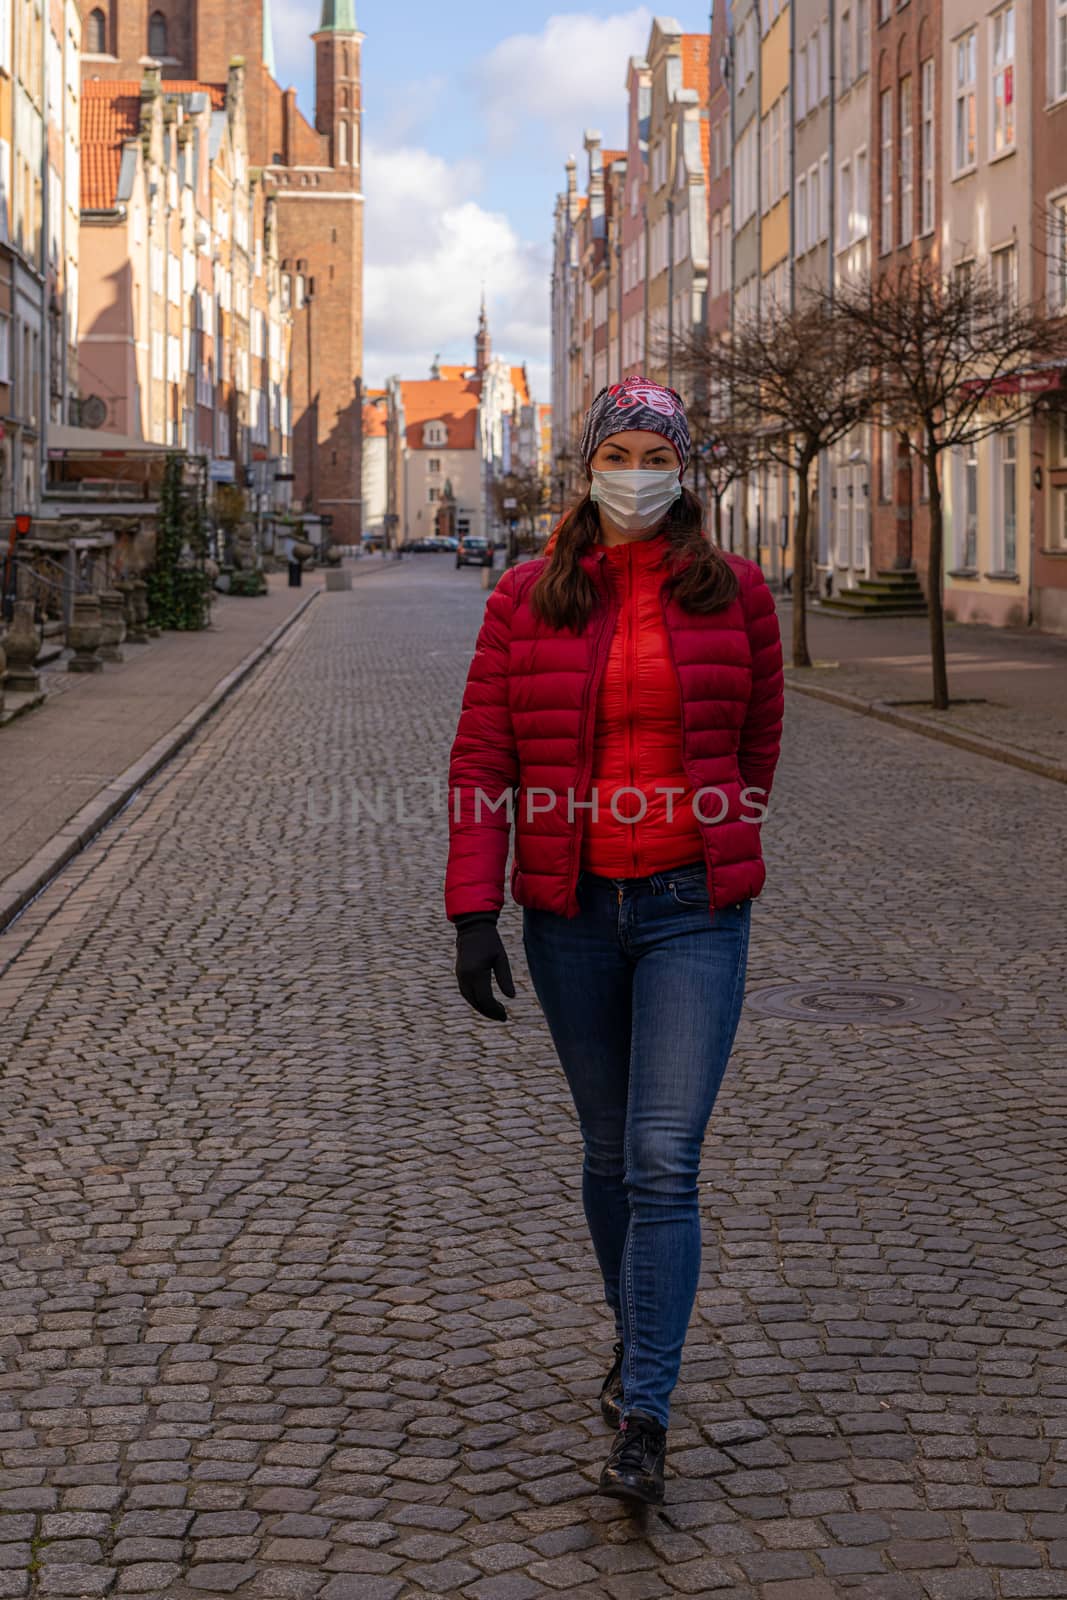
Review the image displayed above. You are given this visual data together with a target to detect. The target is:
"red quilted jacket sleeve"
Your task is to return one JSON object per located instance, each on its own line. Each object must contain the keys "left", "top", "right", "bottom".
{"left": 737, "top": 561, "right": 784, "bottom": 811}
{"left": 443, "top": 566, "right": 520, "bottom": 921}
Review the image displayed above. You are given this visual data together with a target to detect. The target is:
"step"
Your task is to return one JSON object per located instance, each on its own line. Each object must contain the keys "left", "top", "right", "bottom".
{"left": 874, "top": 570, "right": 924, "bottom": 586}
{"left": 854, "top": 580, "right": 923, "bottom": 596}
{"left": 821, "top": 593, "right": 928, "bottom": 614}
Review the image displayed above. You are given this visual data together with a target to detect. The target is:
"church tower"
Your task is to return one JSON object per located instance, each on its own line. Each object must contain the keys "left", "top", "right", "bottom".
{"left": 475, "top": 294, "right": 491, "bottom": 375}
{"left": 313, "top": 0, "right": 362, "bottom": 174}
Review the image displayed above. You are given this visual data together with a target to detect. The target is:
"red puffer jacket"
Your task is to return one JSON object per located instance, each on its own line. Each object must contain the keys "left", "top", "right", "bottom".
{"left": 444, "top": 534, "right": 784, "bottom": 921}
{"left": 580, "top": 529, "right": 707, "bottom": 876}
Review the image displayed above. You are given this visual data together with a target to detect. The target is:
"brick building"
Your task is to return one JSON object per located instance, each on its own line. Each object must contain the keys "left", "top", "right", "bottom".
{"left": 869, "top": 0, "right": 940, "bottom": 581}
{"left": 1033, "top": 0, "right": 1067, "bottom": 631}
{"left": 78, "top": 0, "right": 364, "bottom": 542}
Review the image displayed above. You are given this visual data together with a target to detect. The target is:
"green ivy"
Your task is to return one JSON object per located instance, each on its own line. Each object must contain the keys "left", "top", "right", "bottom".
{"left": 145, "top": 454, "right": 213, "bottom": 630}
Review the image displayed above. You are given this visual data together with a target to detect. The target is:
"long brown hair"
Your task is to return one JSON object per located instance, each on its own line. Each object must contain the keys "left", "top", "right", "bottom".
{"left": 530, "top": 486, "right": 739, "bottom": 633}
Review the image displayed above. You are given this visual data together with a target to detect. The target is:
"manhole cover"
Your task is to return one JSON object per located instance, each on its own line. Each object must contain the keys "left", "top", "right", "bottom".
{"left": 747, "top": 980, "right": 964, "bottom": 1025}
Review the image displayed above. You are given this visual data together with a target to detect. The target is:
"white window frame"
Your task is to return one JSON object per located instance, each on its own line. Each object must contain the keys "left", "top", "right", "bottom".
{"left": 854, "top": 146, "right": 869, "bottom": 239}
{"left": 990, "top": 4, "right": 1015, "bottom": 157}
{"left": 954, "top": 30, "right": 977, "bottom": 175}
{"left": 992, "top": 429, "right": 1018, "bottom": 572}
{"left": 1056, "top": 0, "right": 1067, "bottom": 101}
{"left": 899, "top": 76, "right": 913, "bottom": 246}
{"left": 838, "top": 158, "right": 853, "bottom": 248}
{"left": 840, "top": 9, "right": 852, "bottom": 89}
{"left": 920, "top": 60, "right": 935, "bottom": 235}
{"left": 880, "top": 89, "right": 893, "bottom": 255}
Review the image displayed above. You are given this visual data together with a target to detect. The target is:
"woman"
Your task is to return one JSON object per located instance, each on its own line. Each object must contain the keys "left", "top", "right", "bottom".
{"left": 444, "top": 377, "right": 784, "bottom": 1507}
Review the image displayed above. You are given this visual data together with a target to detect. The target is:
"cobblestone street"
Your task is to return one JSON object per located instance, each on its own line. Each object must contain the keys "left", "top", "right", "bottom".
{"left": 1, "top": 559, "right": 1065, "bottom": 1600}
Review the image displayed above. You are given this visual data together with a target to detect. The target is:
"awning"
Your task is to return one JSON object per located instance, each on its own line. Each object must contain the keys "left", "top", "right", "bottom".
{"left": 46, "top": 425, "right": 180, "bottom": 457}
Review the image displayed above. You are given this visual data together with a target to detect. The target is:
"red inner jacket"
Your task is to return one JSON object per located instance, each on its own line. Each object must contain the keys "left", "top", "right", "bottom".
{"left": 581, "top": 529, "right": 705, "bottom": 876}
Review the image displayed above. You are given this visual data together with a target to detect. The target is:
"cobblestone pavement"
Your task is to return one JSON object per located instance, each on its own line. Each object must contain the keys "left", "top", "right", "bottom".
{"left": 778, "top": 600, "right": 1067, "bottom": 767}
{"left": 1, "top": 559, "right": 1065, "bottom": 1600}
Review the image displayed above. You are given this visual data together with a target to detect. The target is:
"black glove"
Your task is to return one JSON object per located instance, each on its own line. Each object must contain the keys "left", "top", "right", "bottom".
{"left": 454, "top": 912, "right": 516, "bottom": 1022}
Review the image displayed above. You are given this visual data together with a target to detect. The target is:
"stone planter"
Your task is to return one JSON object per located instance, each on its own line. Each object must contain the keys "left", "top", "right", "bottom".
{"left": 67, "top": 595, "right": 104, "bottom": 672}
{"left": 3, "top": 600, "right": 41, "bottom": 692}
{"left": 98, "top": 590, "right": 127, "bottom": 662}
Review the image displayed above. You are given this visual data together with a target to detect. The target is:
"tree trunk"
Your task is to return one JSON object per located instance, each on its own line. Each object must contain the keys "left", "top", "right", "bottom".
{"left": 925, "top": 436, "right": 950, "bottom": 711}
{"left": 713, "top": 488, "right": 723, "bottom": 548}
{"left": 792, "top": 455, "right": 813, "bottom": 670}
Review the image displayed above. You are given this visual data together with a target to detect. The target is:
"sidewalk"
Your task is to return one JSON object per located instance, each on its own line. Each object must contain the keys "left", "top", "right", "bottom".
{"left": 0, "top": 561, "right": 389, "bottom": 923}
{"left": 779, "top": 599, "right": 1067, "bottom": 778}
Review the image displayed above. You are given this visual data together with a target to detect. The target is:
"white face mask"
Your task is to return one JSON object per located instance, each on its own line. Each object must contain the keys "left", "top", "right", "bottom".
{"left": 589, "top": 468, "right": 682, "bottom": 532}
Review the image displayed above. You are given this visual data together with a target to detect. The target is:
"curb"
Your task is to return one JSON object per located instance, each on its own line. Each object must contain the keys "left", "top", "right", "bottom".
{"left": 0, "top": 589, "right": 321, "bottom": 935}
{"left": 786, "top": 676, "right": 1067, "bottom": 786}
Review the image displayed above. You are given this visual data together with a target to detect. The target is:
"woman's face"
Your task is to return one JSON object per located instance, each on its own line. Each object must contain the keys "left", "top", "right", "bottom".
{"left": 589, "top": 430, "right": 680, "bottom": 473}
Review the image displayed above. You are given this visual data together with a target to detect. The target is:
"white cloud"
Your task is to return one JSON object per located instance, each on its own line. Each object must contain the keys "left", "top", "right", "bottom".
{"left": 363, "top": 140, "right": 550, "bottom": 398}
{"left": 475, "top": 7, "right": 653, "bottom": 151}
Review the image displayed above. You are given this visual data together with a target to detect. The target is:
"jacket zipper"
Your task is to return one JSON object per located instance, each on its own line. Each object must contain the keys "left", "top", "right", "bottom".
{"left": 628, "top": 547, "right": 637, "bottom": 875}
{"left": 568, "top": 568, "right": 620, "bottom": 913}
{"left": 659, "top": 584, "right": 716, "bottom": 910}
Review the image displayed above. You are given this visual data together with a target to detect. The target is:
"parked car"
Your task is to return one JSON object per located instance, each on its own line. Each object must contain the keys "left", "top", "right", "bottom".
{"left": 456, "top": 536, "right": 493, "bottom": 569}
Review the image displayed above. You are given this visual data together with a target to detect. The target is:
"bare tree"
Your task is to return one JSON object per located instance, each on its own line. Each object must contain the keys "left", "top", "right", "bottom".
{"left": 830, "top": 260, "right": 1067, "bottom": 708}
{"left": 701, "top": 297, "right": 876, "bottom": 669}
{"left": 666, "top": 325, "right": 759, "bottom": 548}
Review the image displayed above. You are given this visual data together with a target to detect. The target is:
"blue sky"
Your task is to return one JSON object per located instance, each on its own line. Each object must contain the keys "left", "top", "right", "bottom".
{"left": 271, "top": 1, "right": 710, "bottom": 400}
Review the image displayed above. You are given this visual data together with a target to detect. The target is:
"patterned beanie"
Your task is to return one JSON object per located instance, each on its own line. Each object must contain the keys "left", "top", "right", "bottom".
{"left": 579, "top": 376, "right": 691, "bottom": 477}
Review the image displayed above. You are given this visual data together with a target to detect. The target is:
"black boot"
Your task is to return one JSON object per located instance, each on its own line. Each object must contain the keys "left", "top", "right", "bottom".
{"left": 598, "top": 1408, "right": 667, "bottom": 1505}
{"left": 599, "top": 1340, "right": 624, "bottom": 1428}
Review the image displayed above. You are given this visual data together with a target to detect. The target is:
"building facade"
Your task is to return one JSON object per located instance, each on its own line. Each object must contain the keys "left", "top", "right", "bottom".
{"left": 78, "top": 63, "right": 292, "bottom": 500}
{"left": 77, "top": 0, "right": 364, "bottom": 542}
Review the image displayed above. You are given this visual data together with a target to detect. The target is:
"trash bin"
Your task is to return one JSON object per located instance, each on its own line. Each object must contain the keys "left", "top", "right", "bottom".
{"left": 288, "top": 559, "right": 302, "bottom": 587}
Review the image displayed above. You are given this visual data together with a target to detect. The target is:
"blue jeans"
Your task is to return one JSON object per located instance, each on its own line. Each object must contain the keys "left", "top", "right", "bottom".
{"left": 521, "top": 861, "right": 751, "bottom": 1430}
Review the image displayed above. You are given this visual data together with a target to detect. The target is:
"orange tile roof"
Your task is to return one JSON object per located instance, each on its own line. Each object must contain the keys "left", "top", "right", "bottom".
{"left": 438, "top": 363, "right": 480, "bottom": 383}
{"left": 602, "top": 148, "right": 625, "bottom": 169}
{"left": 81, "top": 77, "right": 226, "bottom": 207}
{"left": 362, "top": 400, "right": 388, "bottom": 438}
{"left": 510, "top": 366, "right": 530, "bottom": 407}
{"left": 400, "top": 376, "right": 481, "bottom": 451}
{"left": 81, "top": 82, "right": 142, "bottom": 208}
{"left": 681, "top": 34, "right": 710, "bottom": 104}
{"left": 164, "top": 81, "right": 227, "bottom": 108}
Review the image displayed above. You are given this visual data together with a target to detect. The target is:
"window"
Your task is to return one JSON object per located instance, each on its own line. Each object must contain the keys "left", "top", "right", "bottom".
{"left": 797, "top": 174, "right": 808, "bottom": 254}
{"left": 87, "top": 6, "right": 106, "bottom": 51}
{"left": 880, "top": 89, "right": 893, "bottom": 254}
{"left": 711, "top": 211, "right": 722, "bottom": 296}
{"left": 796, "top": 54, "right": 807, "bottom": 120}
{"left": 337, "top": 121, "right": 347, "bottom": 165}
{"left": 855, "top": 147, "right": 869, "bottom": 237}
{"left": 1057, "top": 0, "right": 1067, "bottom": 99}
{"left": 991, "top": 5, "right": 1015, "bottom": 155}
{"left": 992, "top": 242, "right": 1017, "bottom": 318}
{"left": 899, "top": 77, "right": 913, "bottom": 245}
{"left": 840, "top": 10, "right": 852, "bottom": 89}
{"left": 857, "top": 0, "right": 869, "bottom": 74}
{"left": 820, "top": 19, "right": 830, "bottom": 98}
{"left": 880, "top": 414, "right": 895, "bottom": 502}
{"left": 1050, "top": 195, "right": 1067, "bottom": 310}
{"left": 0, "top": 314, "right": 9, "bottom": 384}
{"left": 955, "top": 442, "right": 978, "bottom": 567}
{"left": 807, "top": 35, "right": 819, "bottom": 109}
{"left": 148, "top": 10, "right": 167, "bottom": 57}
{"left": 819, "top": 154, "right": 830, "bottom": 239}
{"left": 838, "top": 160, "right": 853, "bottom": 247}
{"left": 993, "top": 430, "right": 1017, "bottom": 572}
{"left": 920, "top": 60, "right": 935, "bottom": 234}
{"left": 955, "top": 31, "right": 976, "bottom": 172}
{"left": 879, "top": 0, "right": 890, "bottom": 23}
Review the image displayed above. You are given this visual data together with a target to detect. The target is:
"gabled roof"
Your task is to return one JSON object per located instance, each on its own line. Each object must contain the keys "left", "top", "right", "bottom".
{"left": 81, "top": 83, "right": 142, "bottom": 208}
{"left": 81, "top": 78, "right": 227, "bottom": 208}
{"left": 680, "top": 34, "right": 710, "bottom": 103}
{"left": 510, "top": 366, "right": 530, "bottom": 407}
{"left": 400, "top": 376, "right": 481, "bottom": 451}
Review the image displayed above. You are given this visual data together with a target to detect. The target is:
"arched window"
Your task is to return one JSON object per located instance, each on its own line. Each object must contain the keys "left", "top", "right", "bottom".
{"left": 336, "top": 120, "right": 347, "bottom": 165}
{"left": 148, "top": 10, "right": 167, "bottom": 57}
{"left": 87, "top": 6, "right": 106, "bottom": 52}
